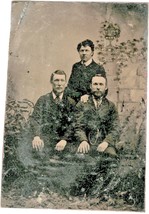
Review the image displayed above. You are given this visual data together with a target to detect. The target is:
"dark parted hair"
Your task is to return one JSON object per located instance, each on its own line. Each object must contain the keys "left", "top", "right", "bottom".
{"left": 77, "top": 39, "right": 95, "bottom": 52}
{"left": 50, "top": 70, "right": 67, "bottom": 83}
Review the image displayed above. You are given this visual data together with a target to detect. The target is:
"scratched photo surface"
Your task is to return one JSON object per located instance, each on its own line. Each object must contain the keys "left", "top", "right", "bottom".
{"left": 1, "top": 1, "right": 147, "bottom": 211}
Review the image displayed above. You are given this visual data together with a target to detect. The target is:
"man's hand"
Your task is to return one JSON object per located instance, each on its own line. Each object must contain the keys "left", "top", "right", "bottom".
{"left": 80, "top": 94, "right": 89, "bottom": 103}
{"left": 97, "top": 141, "right": 108, "bottom": 152}
{"left": 32, "top": 136, "right": 44, "bottom": 151}
{"left": 55, "top": 140, "right": 67, "bottom": 151}
{"left": 77, "top": 141, "right": 90, "bottom": 153}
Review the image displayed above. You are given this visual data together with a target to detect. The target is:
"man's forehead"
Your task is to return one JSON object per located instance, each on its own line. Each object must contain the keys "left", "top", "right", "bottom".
{"left": 53, "top": 74, "right": 66, "bottom": 80}
{"left": 80, "top": 45, "right": 91, "bottom": 50}
{"left": 92, "top": 76, "right": 106, "bottom": 83}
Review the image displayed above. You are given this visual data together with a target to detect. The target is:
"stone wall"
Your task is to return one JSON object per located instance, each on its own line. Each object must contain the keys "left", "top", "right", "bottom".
{"left": 105, "top": 57, "right": 147, "bottom": 116}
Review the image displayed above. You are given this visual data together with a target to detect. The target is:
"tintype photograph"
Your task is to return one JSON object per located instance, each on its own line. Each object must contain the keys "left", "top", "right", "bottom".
{"left": 1, "top": 1, "right": 147, "bottom": 212}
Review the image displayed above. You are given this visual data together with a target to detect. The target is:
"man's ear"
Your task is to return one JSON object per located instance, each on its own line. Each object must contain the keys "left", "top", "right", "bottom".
{"left": 91, "top": 51, "right": 94, "bottom": 57}
{"left": 90, "top": 84, "right": 92, "bottom": 90}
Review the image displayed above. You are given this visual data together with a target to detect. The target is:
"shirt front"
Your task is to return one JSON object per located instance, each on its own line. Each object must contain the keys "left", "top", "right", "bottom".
{"left": 52, "top": 91, "right": 64, "bottom": 101}
{"left": 92, "top": 95, "right": 103, "bottom": 109}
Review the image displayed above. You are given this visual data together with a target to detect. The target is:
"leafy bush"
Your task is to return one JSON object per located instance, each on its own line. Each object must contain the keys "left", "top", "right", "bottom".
{"left": 2, "top": 99, "right": 34, "bottom": 187}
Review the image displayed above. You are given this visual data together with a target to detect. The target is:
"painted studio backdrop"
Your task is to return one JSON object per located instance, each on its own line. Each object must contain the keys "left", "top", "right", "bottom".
{"left": 1, "top": 1, "right": 147, "bottom": 211}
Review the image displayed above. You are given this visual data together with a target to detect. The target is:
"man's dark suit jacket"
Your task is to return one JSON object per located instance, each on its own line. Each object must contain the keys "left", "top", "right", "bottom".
{"left": 67, "top": 60, "right": 106, "bottom": 102}
{"left": 17, "top": 92, "right": 76, "bottom": 167}
{"left": 29, "top": 91, "right": 76, "bottom": 144}
{"left": 75, "top": 95, "right": 120, "bottom": 148}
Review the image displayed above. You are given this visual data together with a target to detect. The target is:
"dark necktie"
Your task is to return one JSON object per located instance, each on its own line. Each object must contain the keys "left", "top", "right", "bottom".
{"left": 55, "top": 95, "right": 61, "bottom": 104}
{"left": 82, "top": 61, "right": 86, "bottom": 68}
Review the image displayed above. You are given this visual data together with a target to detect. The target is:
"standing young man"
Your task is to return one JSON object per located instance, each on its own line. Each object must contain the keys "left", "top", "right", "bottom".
{"left": 67, "top": 39, "right": 106, "bottom": 102}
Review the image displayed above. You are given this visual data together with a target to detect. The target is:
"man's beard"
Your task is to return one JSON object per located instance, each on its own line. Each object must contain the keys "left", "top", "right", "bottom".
{"left": 91, "top": 91, "right": 104, "bottom": 99}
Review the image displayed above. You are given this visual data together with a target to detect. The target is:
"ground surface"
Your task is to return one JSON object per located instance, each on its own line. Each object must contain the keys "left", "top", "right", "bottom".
{"left": 1, "top": 155, "right": 145, "bottom": 212}
{"left": 1, "top": 189, "right": 141, "bottom": 211}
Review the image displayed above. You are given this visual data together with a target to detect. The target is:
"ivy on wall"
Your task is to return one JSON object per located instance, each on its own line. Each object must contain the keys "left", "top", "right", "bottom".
{"left": 96, "top": 21, "right": 147, "bottom": 105}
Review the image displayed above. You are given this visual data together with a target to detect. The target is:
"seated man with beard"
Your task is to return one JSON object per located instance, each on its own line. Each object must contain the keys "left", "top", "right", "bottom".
{"left": 75, "top": 74, "right": 120, "bottom": 156}
{"left": 69, "top": 74, "right": 121, "bottom": 197}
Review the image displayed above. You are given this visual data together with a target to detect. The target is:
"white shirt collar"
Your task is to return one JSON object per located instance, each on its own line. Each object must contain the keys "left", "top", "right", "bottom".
{"left": 81, "top": 58, "right": 93, "bottom": 66}
{"left": 52, "top": 91, "right": 63, "bottom": 100}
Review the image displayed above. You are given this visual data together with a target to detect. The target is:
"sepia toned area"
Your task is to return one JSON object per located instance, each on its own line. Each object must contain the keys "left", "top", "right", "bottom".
{"left": 1, "top": 1, "right": 147, "bottom": 211}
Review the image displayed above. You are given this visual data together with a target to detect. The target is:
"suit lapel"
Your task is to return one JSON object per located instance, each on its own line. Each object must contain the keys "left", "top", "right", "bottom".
{"left": 88, "top": 96, "right": 96, "bottom": 111}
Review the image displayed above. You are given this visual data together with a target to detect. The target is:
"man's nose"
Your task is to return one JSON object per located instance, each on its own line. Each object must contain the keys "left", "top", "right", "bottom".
{"left": 96, "top": 85, "right": 101, "bottom": 90}
{"left": 57, "top": 81, "right": 62, "bottom": 85}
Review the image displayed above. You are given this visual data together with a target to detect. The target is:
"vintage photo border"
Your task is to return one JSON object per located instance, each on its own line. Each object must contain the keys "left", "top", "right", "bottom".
{"left": 0, "top": 0, "right": 149, "bottom": 213}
